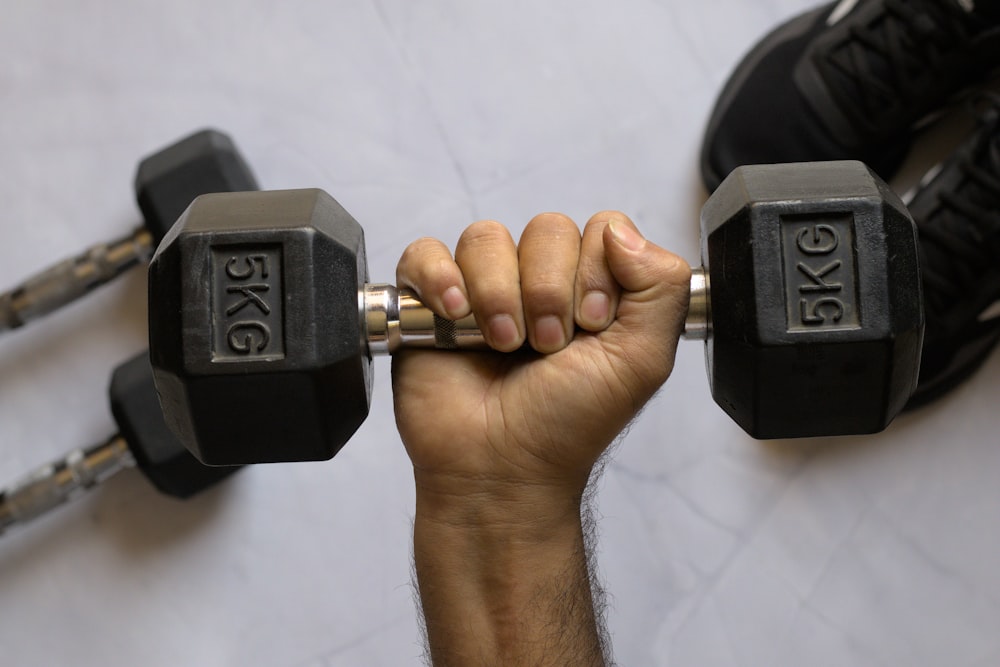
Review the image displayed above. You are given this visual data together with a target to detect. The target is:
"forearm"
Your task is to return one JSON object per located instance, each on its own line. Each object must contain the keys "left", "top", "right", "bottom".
{"left": 412, "top": 479, "right": 609, "bottom": 666}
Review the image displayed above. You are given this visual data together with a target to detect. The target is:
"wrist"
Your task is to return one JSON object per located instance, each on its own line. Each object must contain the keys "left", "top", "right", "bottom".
{"left": 412, "top": 478, "right": 605, "bottom": 666}
{"left": 412, "top": 468, "right": 587, "bottom": 540}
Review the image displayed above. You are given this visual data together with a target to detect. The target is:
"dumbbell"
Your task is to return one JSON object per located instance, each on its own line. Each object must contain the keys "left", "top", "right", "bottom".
{"left": 0, "top": 128, "right": 257, "bottom": 333}
{"left": 0, "top": 353, "right": 240, "bottom": 536}
{"left": 148, "top": 161, "right": 924, "bottom": 466}
{"left": 0, "top": 130, "right": 260, "bottom": 535}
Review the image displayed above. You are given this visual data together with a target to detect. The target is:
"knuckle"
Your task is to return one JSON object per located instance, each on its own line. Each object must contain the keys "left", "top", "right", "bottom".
{"left": 398, "top": 238, "right": 459, "bottom": 293}
{"left": 586, "top": 210, "right": 630, "bottom": 228}
{"left": 527, "top": 211, "right": 577, "bottom": 231}
{"left": 524, "top": 214, "right": 580, "bottom": 247}
{"left": 400, "top": 237, "right": 444, "bottom": 265}
{"left": 576, "top": 246, "right": 614, "bottom": 283}
{"left": 474, "top": 275, "right": 518, "bottom": 303}
{"left": 523, "top": 275, "right": 567, "bottom": 296}
{"left": 413, "top": 255, "right": 454, "bottom": 285}
{"left": 522, "top": 277, "right": 572, "bottom": 312}
{"left": 459, "top": 220, "right": 511, "bottom": 248}
{"left": 426, "top": 257, "right": 459, "bottom": 287}
{"left": 659, "top": 249, "right": 693, "bottom": 287}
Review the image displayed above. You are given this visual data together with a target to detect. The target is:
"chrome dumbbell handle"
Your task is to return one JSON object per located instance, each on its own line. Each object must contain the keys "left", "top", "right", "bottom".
{"left": 363, "top": 283, "right": 485, "bottom": 354}
{"left": 362, "top": 269, "right": 709, "bottom": 356}
{"left": 682, "top": 267, "right": 711, "bottom": 341}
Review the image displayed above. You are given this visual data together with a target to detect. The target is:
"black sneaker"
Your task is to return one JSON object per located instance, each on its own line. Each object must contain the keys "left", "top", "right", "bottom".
{"left": 907, "top": 96, "right": 1000, "bottom": 408}
{"left": 700, "top": 0, "right": 1000, "bottom": 192}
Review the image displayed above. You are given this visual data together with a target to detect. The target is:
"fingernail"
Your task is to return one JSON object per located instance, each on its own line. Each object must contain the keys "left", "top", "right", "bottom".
{"left": 534, "top": 315, "right": 566, "bottom": 351}
{"left": 442, "top": 286, "right": 469, "bottom": 319}
{"left": 609, "top": 220, "right": 645, "bottom": 252}
{"left": 488, "top": 314, "right": 520, "bottom": 350}
{"left": 579, "top": 291, "right": 610, "bottom": 329}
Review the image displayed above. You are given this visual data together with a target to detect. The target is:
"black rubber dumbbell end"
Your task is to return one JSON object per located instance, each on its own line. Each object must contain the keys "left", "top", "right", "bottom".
{"left": 135, "top": 129, "right": 259, "bottom": 244}
{"left": 110, "top": 352, "right": 240, "bottom": 497}
{"left": 701, "top": 161, "right": 924, "bottom": 439}
{"left": 149, "top": 189, "right": 372, "bottom": 465}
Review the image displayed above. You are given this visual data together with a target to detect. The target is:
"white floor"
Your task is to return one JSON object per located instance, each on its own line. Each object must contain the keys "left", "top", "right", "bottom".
{"left": 1, "top": 2, "right": 998, "bottom": 665}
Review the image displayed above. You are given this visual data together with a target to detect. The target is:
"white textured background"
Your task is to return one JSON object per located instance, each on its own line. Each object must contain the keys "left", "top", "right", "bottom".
{"left": 1, "top": 2, "right": 998, "bottom": 665}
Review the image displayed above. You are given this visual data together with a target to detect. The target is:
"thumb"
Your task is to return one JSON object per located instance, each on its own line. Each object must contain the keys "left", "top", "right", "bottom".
{"left": 601, "top": 219, "right": 691, "bottom": 386}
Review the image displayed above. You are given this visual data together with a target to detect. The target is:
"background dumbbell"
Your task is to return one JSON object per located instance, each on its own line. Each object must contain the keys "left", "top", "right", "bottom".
{"left": 0, "top": 353, "right": 240, "bottom": 536}
{"left": 0, "top": 128, "right": 257, "bottom": 333}
{"left": 0, "top": 128, "right": 261, "bottom": 535}
{"left": 148, "top": 161, "right": 923, "bottom": 466}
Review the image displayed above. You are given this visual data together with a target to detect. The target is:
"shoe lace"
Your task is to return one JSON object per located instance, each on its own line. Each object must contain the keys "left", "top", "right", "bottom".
{"left": 918, "top": 96, "right": 1000, "bottom": 334}
{"left": 817, "top": 0, "right": 988, "bottom": 136}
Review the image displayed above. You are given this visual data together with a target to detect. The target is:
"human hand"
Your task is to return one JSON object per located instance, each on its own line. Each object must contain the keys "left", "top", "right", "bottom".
{"left": 392, "top": 211, "right": 690, "bottom": 511}
{"left": 391, "top": 211, "right": 689, "bottom": 665}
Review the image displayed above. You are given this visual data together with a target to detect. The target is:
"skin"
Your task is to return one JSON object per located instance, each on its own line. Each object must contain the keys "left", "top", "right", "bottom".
{"left": 392, "top": 211, "right": 691, "bottom": 666}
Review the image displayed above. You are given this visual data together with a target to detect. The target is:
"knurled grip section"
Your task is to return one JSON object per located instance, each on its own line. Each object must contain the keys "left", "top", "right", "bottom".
{"left": 0, "top": 436, "right": 135, "bottom": 535}
{"left": 0, "top": 227, "right": 153, "bottom": 331}
{"left": 0, "top": 294, "right": 15, "bottom": 331}
{"left": 364, "top": 283, "right": 485, "bottom": 354}
{"left": 433, "top": 314, "right": 459, "bottom": 349}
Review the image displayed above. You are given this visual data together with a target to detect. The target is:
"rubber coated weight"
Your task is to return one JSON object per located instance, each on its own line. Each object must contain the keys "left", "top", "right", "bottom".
{"left": 150, "top": 189, "right": 370, "bottom": 465}
{"left": 136, "top": 129, "right": 259, "bottom": 244}
{"left": 702, "top": 162, "right": 923, "bottom": 438}
{"left": 110, "top": 352, "right": 239, "bottom": 498}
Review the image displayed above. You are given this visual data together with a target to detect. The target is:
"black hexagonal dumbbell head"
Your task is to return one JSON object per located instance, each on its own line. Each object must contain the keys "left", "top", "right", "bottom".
{"left": 110, "top": 352, "right": 239, "bottom": 498}
{"left": 149, "top": 189, "right": 371, "bottom": 465}
{"left": 136, "top": 128, "right": 259, "bottom": 244}
{"left": 700, "top": 161, "right": 923, "bottom": 438}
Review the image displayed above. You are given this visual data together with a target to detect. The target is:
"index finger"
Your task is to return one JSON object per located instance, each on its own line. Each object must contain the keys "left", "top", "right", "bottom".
{"left": 396, "top": 237, "right": 471, "bottom": 320}
{"left": 574, "top": 211, "right": 626, "bottom": 331}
